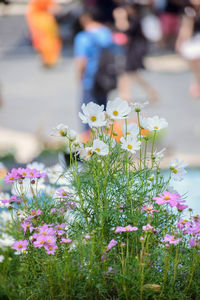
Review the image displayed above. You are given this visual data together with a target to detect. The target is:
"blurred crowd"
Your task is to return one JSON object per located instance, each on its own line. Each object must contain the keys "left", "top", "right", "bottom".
{"left": 22, "top": 0, "right": 200, "bottom": 132}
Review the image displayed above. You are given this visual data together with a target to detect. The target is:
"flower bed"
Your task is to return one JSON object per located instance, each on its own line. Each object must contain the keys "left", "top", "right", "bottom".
{"left": 0, "top": 98, "right": 200, "bottom": 300}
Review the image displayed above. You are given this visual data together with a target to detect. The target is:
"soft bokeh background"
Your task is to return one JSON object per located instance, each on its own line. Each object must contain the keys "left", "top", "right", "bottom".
{"left": 0, "top": 0, "right": 199, "bottom": 209}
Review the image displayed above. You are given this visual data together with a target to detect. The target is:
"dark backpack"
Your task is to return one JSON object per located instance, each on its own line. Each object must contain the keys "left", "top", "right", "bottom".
{"left": 93, "top": 47, "right": 117, "bottom": 97}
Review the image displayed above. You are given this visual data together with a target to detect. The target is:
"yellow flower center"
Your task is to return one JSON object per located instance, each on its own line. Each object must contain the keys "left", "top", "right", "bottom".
{"left": 59, "top": 130, "right": 65, "bottom": 136}
{"left": 90, "top": 116, "right": 97, "bottom": 122}
{"left": 9, "top": 176, "right": 14, "bottom": 180}
{"left": 88, "top": 150, "right": 92, "bottom": 155}
{"left": 22, "top": 172, "right": 26, "bottom": 176}
{"left": 62, "top": 192, "right": 67, "bottom": 196}
{"left": 154, "top": 126, "right": 158, "bottom": 130}
{"left": 181, "top": 220, "right": 188, "bottom": 225}
{"left": 26, "top": 224, "right": 30, "bottom": 228}
{"left": 49, "top": 246, "right": 53, "bottom": 250}
{"left": 30, "top": 172, "right": 34, "bottom": 175}
{"left": 58, "top": 227, "right": 61, "bottom": 230}
{"left": 40, "top": 241, "right": 44, "bottom": 244}
{"left": 95, "top": 148, "right": 100, "bottom": 153}
{"left": 146, "top": 207, "right": 152, "bottom": 211}
{"left": 173, "top": 169, "right": 178, "bottom": 174}
{"left": 113, "top": 110, "right": 118, "bottom": 116}
{"left": 125, "top": 226, "right": 129, "bottom": 230}
{"left": 171, "top": 238, "right": 175, "bottom": 241}
{"left": 127, "top": 132, "right": 131, "bottom": 135}
{"left": 164, "top": 196, "right": 170, "bottom": 200}
{"left": 18, "top": 244, "right": 23, "bottom": 248}
{"left": 42, "top": 232, "right": 47, "bottom": 235}
{"left": 127, "top": 144, "right": 132, "bottom": 150}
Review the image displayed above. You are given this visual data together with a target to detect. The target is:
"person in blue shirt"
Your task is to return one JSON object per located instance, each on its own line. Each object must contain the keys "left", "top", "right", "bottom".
{"left": 74, "top": 8, "right": 113, "bottom": 109}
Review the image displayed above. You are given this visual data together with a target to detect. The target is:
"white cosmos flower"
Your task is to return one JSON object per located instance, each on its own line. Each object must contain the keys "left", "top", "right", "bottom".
{"left": 79, "top": 147, "right": 93, "bottom": 161}
{"left": 92, "top": 139, "right": 109, "bottom": 156}
{"left": 131, "top": 101, "right": 149, "bottom": 112}
{"left": 79, "top": 102, "right": 106, "bottom": 128}
{"left": 106, "top": 98, "right": 131, "bottom": 120}
{"left": 47, "top": 164, "right": 67, "bottom": 185}
{"left": 154, "top": 148, "right": 166, "bottom": 162}
{"left": 141, "top": 116, "right": 168, "bottom": 131}
{"left": 169, "top": 158, "right": 188, "bottom": 181}
{"left": 51, "top": 124, "right": 69, "bottom": 137}
{"left": 27, "top": 161, "right": 46, "bottom": 172}
{"left": 120, "top": 136, "right": 141, "bottom": 154}
{"left": 122, "top": 123, "right": 139, "bottom": 137}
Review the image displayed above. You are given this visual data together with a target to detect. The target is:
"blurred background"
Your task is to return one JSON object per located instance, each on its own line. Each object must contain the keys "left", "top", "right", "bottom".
{"left": 0, "top": 0, "right": 200, "bottom": 170}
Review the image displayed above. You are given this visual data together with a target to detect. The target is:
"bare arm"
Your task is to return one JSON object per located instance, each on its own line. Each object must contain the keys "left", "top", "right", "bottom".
{"left": 176, "top": 15, "right": 194, "bottom": 52}
{"left": 75, "top": 57, "right": 87, "bottom": 80}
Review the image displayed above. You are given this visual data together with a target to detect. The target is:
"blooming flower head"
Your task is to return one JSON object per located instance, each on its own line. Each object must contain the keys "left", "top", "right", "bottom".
{"left": 153, "top": 191, "right": 185, "bottom": 208}
{"left": 79, "top": 102, "right": 106, "bottom": 128}
{"left": 122, "top": 123, "right": 139, "bottom": 137}
{"left": 141, "top": 116, "right": 168, "bottom": 131}
{"left": 154, "top": 148, "right": 166, "bottom": 162}
{"left": 51, "top": 123, "right": 69, "bottom": 137}
{"left": 60, "top": 238, "right": 72, "bottom": 244}
{"left": 92, "top": 139, "right": 109, "bottom": 156}
{"left": 56, "top": 188, "right": 72, "bottom": 199}
{"left": 0, "top": 255, "right": 4, "bottom": 263}
{"left": 26, "top": 209, "right": 43, "bottom": 221}
{"left": 79, "top": 147, "right": 93, "bottom": 161}
{"left": 4, "top": 168, "right": 20, "bottom": 183}
{"left": 20, "top": 221, "right": 34, "bottom": 234}
{"left": 142, "top": 224, "right": 155, "bottom": 232}
{"left": 131, "top": 101, "right": 149, "bottom": 112}
{"left": 106, "top": 98, "right": 131, "bottom": 120}
{"left": 169, "top": 158, "right": 187, "bottom": 181}
{"left": 120, "top": 136, "right": 141, "bottom": 154}
{"left": 115, "top": 225, "right": 138, "bottom": 233}
{"left": 189, "top": 238, "right": 200, "bottom": 248}
{"left": 163, "top": 234, "right": 181, "bottom": 245}
{"left": 141, "top": 205, "right": 158, "bottom": 217}
{"left": 12, "top": 240, "right": 29, "bottom": 251}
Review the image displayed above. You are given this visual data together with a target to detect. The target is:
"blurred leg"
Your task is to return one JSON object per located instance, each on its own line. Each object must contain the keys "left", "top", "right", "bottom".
{"left": 189, "top": 59, "right": 200, "bottom": 98}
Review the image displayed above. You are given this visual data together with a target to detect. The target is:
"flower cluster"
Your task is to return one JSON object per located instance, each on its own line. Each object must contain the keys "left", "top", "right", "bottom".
{"left": 4, "top": 167, "right": 46, "bottom": 183}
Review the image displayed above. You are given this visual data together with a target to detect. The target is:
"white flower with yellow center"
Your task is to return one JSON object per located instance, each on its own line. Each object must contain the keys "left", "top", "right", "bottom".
{"left": 51, "top": 124, "right": 69, "bottom": 137}
{"left": 154, "top": 148, "right": 166, "bottom": 162}
{"left": 106, "top": 98, "right": 131, "bottom": 120}
{"left": 141, "top": 116, "right": 168, "bottom": 131}
{"left": 79, "top": 147, "right": 93, "bottom": 161}
{"left": 79, "top": 102, "right": 106, "bottom": 128}
{"left": 169, "top": 158, "right": 188, "bottom": 181}
{"left": 120, "top": 136, "right": 141, "bottom": 154}
{"left": 92, "top": 139, "right": 109, "bottom": 156}
{"left": 131, "top": 101, "right": 149, "bottom": 112}
{"left": 122, "top": 123, "right": 139, "bottom": 137}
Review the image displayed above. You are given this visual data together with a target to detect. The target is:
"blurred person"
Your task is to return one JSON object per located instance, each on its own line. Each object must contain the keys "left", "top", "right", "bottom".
{"left": 113, "top": 4, "right": 159, "bottom": 103}
{"left": 176, "top": 0, "right": 200, "bottom": 98}
{"left": 26, "top": 0, "right": 62, "bottom": 67}
{"left": 0, "top": 0, "right": 10, "bottom": 16}
{"left": 74, "top": 8, "right": 114, "bottom": 115}
{"left": 157, "top": 0, "right": 187, "bottom": 49}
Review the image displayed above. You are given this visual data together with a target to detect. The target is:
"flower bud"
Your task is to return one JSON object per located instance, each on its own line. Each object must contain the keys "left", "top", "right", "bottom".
{"left": 68, "top": 129, "right": 77, "bottom": 141}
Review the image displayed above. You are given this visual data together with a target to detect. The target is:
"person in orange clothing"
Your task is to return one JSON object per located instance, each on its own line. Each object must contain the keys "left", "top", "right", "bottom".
{"left": 26, "top": 0, "right": 62, "bottom": 67}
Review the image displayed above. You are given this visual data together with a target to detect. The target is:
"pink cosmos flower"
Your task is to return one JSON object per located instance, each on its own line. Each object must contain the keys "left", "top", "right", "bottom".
{"left": 84, "top": 235, "right": 91, "bottom": 240}
{"left": 20, "top": 221, "right": 34, "bottom": 234}
{"left": 115, "top": 225, "right": 138, "bottom": 233}
{"left": 60, "top": 238, "right": 72, "bottom": 244}
{"left": 101, "top": 239, "right": 118, "bottom": 261}
{"left": 65, "top": 201, "right": 77, "bottom": 210}
{"left": 12, "top": 240, "right": 29, "bottom": 251}
{"left": 4, "top": 168, "right": 20, "bottom": 183}
{"left": 141, "top": 205, "right": 158, "bottom": 217}
{"left": 177, "top": 219, "right": 189, "bottom": 231}
{"left": 163, "top": 234, "right": 182, "bottom": 245}
{"left": 56, "top": 189, "right": 72, "bottom": 199}
{"left": 142, "top": 224, "right": 155, "bottom": 232}
{"left": 33, "top": 235, "right": 48, "bottom": 248}
{"left": 176, "top": 203, "right": 188, "bottom": 211}
{"left": 45, "top": 244, "right": 58, "bottom": 255}
{"left": 2, "top": 195, "right": 22, "bottom": 205}
{"left": 26, "top": 209, "right": 43, "bottom": 221}
{"left": 189, "top": 238, "right": 198, "bottom": 247}
{"left": 153, "top": 191, "right": 185, "bottom": 208}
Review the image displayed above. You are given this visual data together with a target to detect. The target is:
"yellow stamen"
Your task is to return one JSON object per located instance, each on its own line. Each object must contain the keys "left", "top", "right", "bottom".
{"left": 9, "top": 176, "right": 14, "bottom": 180}
{"left": 90, "top": 116, "right": 97, "bottom": 122}
{"left": 42, "top": 232, "right": 47, "bottom": 235}
{"left": 154, "top": 126, "right": 158, "bottom": 130}
{"left": 40, "top": 241, "right": 44, "bottom": 244}
{"left": 164, "top": 196, "right": 170, "bottom": 200}
{"left": 95, "top": 148, "right": 100, "bottom": 153}
{"left": 62, "top": 192, "right": 67, "bottom": 196}
{"left": 127, "top": 132, "right": 131, "bottom": 135}
{"left": 127, "top": 144, "right": 132, "bottom": 150}
{"left": 173, "top": 169, "right": 178, "bottom": 174}
{"left": 88, "top": 150, "right": 92, "bottom": 155}
{"left": 18, "top": 244, "right": 22, "bottom": 248}
{"left": 113, "top": 110, "right": 118, "bottom": 116}
{"left": 49, "top": 246, "right": 53, "bottom": 250}
{"left": 59, "top": 130, "right": 65, "bottom": 136}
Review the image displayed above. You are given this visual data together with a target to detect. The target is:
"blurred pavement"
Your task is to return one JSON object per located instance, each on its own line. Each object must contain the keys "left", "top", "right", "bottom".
{"left": 0, "top": 14, "right": 200, "bottom": 166}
